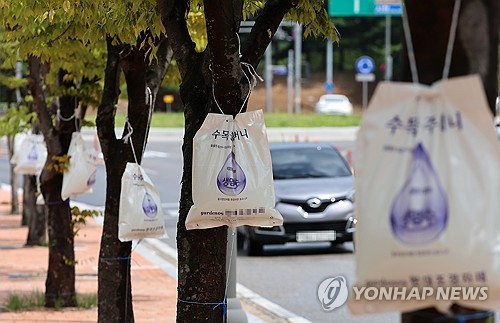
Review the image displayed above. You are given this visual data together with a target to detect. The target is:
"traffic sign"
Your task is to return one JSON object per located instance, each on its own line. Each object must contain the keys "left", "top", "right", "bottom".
{"left": 375, "top": 3, "right": 402, "bottom": 14}
{"left": 324, "top": 81, "right": 335, "bottom": 93}
{"left": 355, "top": 56, "right": 375, "bottom": 74}
{"left": 328, "top": 0, "right": 402, "bottom": 17}
{"left": 272, "top": 65, "right": 288, "bottom": 75}
{"left": 163, "top": 95, "right": 174, "bottom": 104}
{"left": 355, "top": 73, "right": 375, "bottom": 82}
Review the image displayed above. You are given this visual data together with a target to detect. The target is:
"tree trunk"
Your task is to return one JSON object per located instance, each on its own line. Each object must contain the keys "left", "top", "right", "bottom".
{"left": 175, "top": 55, "right": 229, "bottom": 320}
{"left": 24, "top": 127, "right": 47, "bottom": 245}
{"left": 401, "top": 0, "right": 498, "bottom": 321}
{"left": 7, "top": 135, "right": 19, "bottom": 215}
{"left": 97, "top": 34, "right": 171, "bottom": 323}
{"left": 28, "top": 56, "right": 78, "bottom": 308}
{"left": 25, "top": 175, "right": 46, "bottom": 246}
{"left": 21, "top": 175, "right": 31, "bottom": 226}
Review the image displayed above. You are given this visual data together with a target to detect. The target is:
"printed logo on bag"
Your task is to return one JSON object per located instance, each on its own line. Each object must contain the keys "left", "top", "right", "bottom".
{"left": 317, "top": 276, "right": 349, "bottom": 311}
{"left": 28, "top": 145, "right": 38, "bottom": 161}
{"left": 386, "top": 112, "right": 463, "bottom": 137}
{"left": 217, "top": 152, "right": 246, "bottom": 196}
{"left": 133, "top": 173, "right": 144, "bottom": 181}
{"left": 212, "top": 129, "right": 249, "bottom": 141}
{"left": 390, "top": 143, "right": 448, "bottom": 245}
{"left": 142, "top": 192, "right": 158, "bottom": 218}
{"left": 87, "top": 170, "right": 97, "bottom": 187}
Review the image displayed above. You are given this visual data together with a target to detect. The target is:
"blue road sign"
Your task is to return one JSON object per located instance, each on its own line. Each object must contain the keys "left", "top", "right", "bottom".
{"left": 272, "top": 65, "right": 288, "bottom": 75}
{"left": 324, "top": 81, "right": 335, "bottom": 93}
{"left": 375, "top": 4, "right": 402, "bottom": 14}
{"left": 355, "top": 56, "right": 375, "bottom": 74}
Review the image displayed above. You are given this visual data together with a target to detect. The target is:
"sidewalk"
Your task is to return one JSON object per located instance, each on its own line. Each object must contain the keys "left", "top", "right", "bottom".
{"left": 0, "top": 189, "right": 177, "bottom": 322}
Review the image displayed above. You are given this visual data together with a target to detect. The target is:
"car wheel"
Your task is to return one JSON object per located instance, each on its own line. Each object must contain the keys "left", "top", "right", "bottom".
{"left": 244, "top": 235, "right": 264, "bottom": 256}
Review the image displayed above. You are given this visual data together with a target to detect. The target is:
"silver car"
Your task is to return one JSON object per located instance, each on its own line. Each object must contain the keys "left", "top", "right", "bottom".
{"left": 239, "top": 142, "right": 355, "bottom": 256}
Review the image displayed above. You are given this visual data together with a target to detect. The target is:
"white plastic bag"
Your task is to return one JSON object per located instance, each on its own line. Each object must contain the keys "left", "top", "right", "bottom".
{"left": 350, "top": 75, "right": 500, "bottom": 314}
{"left": 10, "top": 133, "right": 27, "bottom": 165}
{"left": 61, "top": 132, "right": 98, "bottom": 200}
{"left": 13, "top": 134, "right": 47, "bottom": 175}
{"left": 186, "top": 109, "right": 283, "bottom": 230}
{"left": 118, "top": 162, "right": 166, "bottom": 242}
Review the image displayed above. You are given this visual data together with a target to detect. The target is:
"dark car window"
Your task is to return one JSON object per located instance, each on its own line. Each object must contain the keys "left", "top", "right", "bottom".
{"left": 271, "top": 146, "right": 352, "bottom": 179}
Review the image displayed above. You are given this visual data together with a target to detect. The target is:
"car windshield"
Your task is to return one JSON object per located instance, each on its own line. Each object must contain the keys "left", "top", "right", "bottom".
{"left": 271, "top": 146, "right": 352, "bottom": 180}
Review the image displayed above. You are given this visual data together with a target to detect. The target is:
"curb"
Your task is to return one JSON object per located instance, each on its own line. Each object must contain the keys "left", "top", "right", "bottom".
{"left": 80, "top": 127, "right": 359, "bottom": 143}
{"left": 72, "top": 200, "right": 312, "bottom": 323}
{"left": 141, "top": 238, "right": 312, "bottom": 323}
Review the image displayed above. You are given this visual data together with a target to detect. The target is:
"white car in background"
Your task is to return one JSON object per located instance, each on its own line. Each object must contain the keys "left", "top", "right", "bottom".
{"left": 315, "top": 94, "right": 353, "bottom": 116}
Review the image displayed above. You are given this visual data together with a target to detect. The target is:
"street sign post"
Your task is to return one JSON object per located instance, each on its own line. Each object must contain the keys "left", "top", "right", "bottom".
{"left": 355, "top": 55, "right": 376, "bottom": 110}
{"left": 163, "top": 94, "right": 174, "bottom": 112}
{"left": 327, "top": 0, "right": 400, "bottom": 83}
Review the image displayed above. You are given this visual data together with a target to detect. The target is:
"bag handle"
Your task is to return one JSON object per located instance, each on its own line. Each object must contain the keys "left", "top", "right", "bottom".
{"left": 123, "top": 87, "right": 154, "bottom": 165}
{"left": 211, "top": 33, "right": 263, "bottom": 115}
{"left": 402, "top": 0, "right": 461, "bottom": 83}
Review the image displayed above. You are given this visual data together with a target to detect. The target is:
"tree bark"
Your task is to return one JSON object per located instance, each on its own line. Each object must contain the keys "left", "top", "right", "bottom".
{"left": 158, "top": 1, "right": 297, "bottom": 321}
{"left": 21, "top": 175, "right": 29, "bottom": 226}
{"left": 97, "top": 34, "right": 171, "bottom": 323}
{"left": 24, "top": 126, "right": 47, "bottom": 244}
{"left": 28, "top": 56, "right": 77, "bottom": 308}
{"left": 25, "top": 175, "right": 46, "bottom": 246}
{"left": 401, "top": 0, "right": 498, "bottom": 321}
{"left": 22, "top": 175, "right": 40, "bottom": 227}
{"left": 96, "top": 36, "right": 133, "bottom": 323}
{"left": 6, "top": 135, "right": 19, "bottom": 214}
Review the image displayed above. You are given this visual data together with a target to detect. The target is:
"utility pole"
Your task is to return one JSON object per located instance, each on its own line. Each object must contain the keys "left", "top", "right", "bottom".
{"left": 294, "top": 23, "right": 302, "bottom": 114}
{"left": 287, "top": 49, "right": 294, "bottom": 114}
{"left": 15, "top": 59, "right": 23, "bottom": 103}
{"left": 265, "top": 43, "right": 273, "bottom": 113}
{"left": 384, "top": 15, "right": 393, "bottom": 81}
{"left": 326, "top": 38, "right": 333, "bottom": 93}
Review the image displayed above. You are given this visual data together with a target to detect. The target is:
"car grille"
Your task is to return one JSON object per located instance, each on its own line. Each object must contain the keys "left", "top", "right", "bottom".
{"left": 280, "top": 197, "right": 347, "bottom": 213}
{"left": 283, "top": 221, "right": 348, "bottom": 234}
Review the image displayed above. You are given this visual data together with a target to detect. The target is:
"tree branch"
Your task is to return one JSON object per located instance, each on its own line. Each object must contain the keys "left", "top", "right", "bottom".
{"left": 241, "top": 0, "right": 299, "bottom": 67}
{"left": 145, "top": 34, "right": 173, "bottom": 94}
{"left": 157, "top": 0, "right": 196, "bottom": 78}
{"left": 27, "top": 55, "right": 59, "bottom": 155}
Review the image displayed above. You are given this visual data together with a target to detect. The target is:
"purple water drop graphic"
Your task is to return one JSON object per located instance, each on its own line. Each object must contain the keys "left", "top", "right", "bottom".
{"left": 217, "top": 151, "right": 246, "bottom": 196}
{"left": 390, "top": 143, "right": 448, "bottom": 245}
{"left": 27, "top": 145, "right": 38, "bottom": 161}
{"left": 142, "top": 192, "right": 158, "bottom": 218}
{"left": 87, "top": 170, "right": 96, "bottom": 187}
